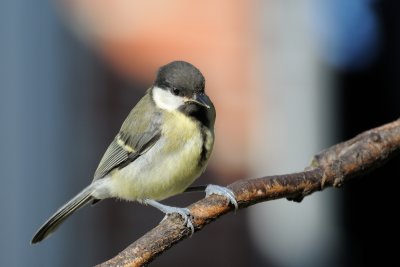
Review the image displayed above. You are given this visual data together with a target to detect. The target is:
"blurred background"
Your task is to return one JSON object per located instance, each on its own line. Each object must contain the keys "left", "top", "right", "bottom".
{"left": 0, "top": 0, "right": 399, "bottom": 266}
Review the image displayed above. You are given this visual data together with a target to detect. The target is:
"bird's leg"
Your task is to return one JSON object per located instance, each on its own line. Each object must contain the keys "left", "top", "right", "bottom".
{"left": 143, "top": 199, "right": 194, "bottom": 233}
{"left": 184, "top": 185, "right": 207, "bottom": 192}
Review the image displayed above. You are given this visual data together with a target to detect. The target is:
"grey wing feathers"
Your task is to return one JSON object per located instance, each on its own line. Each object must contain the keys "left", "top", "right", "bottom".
{"left": 93, "top": 138, "right": 129, "bottom": 180}
{"left": 93, "top": 130, "right": 161, "bottom": 180}
{"left": 93, "top": 94, "right": 162, "bottom": 180}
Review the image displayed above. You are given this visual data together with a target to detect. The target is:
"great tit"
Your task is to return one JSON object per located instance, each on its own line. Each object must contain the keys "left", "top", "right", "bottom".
{"left": 31, "top": 61, "right": 237, "bottom": 244}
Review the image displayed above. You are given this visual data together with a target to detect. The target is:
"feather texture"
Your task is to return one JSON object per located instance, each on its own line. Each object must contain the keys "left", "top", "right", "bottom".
{"left": 31, "top": 185, "right": 95, "bottom": 244}
{"left": 93, "top": 93, "right": 162, "bottom": 181}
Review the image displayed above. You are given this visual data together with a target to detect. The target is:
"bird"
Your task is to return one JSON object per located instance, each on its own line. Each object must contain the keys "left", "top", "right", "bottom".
{"left": 31, "top": 60, "right": 237, "bottom": 244}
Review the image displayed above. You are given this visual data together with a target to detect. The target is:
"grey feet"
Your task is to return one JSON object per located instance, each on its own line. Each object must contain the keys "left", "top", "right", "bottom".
{"left": 143, "top": 185, "right": 237, "bottom": 234}
{"left": 143, "top": 199, "right": 194, "bottom": 233}
{"left": 205, "top": 184, "right": 238, "bottom": 210}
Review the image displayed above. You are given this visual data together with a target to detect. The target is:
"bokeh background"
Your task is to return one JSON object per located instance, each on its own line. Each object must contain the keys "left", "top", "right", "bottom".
{"left": 1, "top": 0, "right": 399, "bottom": 266}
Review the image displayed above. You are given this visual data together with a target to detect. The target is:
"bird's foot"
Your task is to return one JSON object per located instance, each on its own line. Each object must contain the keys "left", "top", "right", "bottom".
{"left": 161, "top": 206, "right": 194, "bottom": 233}
{"left": 144, "top": 199, "right": 194, "bottom": 234}
{"left": 205, "top": 184, "right": 238, "bottom": 210}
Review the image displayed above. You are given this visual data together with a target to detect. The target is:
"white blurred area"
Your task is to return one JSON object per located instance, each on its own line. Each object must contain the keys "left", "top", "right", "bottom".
{"left": 248, "top": 1, "right": 341, "bottom": 266}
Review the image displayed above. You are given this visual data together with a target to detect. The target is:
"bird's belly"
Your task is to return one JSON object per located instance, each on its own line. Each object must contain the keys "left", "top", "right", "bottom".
{"left": 109, "top": 136, "right": 205, "bottom": 201}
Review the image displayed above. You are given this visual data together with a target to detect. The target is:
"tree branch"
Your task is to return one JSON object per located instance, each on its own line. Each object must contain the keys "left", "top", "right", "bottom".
{"left": 97, "top": 118, "right": 400, "bottom": 267}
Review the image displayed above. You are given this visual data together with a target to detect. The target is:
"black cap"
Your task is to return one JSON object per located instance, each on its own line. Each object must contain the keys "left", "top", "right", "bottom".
{"left": 154, "top": 61, "right": 205, "bottom": 95}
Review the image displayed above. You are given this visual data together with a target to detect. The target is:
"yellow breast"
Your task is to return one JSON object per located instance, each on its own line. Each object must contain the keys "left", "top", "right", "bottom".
{"left": 109, "top": 110, "right": 213, "bottom": 201}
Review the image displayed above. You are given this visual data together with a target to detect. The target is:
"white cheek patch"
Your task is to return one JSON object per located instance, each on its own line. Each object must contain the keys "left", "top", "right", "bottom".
{"left": 152, "top": 86, "right": 184, "bottom": 111}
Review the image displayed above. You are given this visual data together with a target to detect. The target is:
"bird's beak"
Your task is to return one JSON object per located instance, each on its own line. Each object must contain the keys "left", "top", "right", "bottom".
{"left": 187, "top": 93, "right": 211, "bottom": 109}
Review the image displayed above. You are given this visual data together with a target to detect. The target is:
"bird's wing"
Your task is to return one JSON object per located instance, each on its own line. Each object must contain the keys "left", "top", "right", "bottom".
{"left": 92, "top": 131, "right": 161, "bottom": 180}
{"left": 93, "top": 94, "right": 162, "bottom": 181}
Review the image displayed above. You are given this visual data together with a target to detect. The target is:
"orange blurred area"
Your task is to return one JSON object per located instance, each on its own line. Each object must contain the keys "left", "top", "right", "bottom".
{"left": 61, "top": 0, "right": 260, "bottom": 180}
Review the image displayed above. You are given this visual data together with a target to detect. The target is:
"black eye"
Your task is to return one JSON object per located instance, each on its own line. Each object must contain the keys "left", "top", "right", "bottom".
{"left": 172, "top": 88, "right": 180, "bottom": 96}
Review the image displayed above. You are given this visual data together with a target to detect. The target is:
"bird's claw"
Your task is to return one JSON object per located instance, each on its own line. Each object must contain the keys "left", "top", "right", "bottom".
{"left": 205, "top": 184, "right": 238, "bottom": 210}
{"left": 162, "top": 207, "right": 194, "bottom": 234}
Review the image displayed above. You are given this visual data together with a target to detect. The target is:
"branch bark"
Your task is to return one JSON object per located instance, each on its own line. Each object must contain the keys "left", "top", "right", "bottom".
{"left": 97, "top": 118, "right": 400, "bottom": 267}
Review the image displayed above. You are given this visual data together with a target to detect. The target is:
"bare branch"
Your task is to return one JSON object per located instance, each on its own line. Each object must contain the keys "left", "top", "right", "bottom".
{"left": 97, "top": 118, "right": 400, "bottom": 267}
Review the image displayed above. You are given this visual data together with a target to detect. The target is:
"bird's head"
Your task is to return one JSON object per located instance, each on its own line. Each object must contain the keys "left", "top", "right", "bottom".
{"left": 151, "top": 61, "right": 211, "bottom": 111}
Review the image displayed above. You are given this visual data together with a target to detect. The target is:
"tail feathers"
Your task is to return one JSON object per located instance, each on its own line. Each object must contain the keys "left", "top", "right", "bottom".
{"left": 31, "top": 186, "right": 95, "bottom": 244}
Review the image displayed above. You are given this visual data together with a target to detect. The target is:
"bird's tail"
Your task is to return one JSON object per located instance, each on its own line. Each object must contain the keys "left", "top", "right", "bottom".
{"left": 31, "top": 185, "right": 95, "bottom": 244}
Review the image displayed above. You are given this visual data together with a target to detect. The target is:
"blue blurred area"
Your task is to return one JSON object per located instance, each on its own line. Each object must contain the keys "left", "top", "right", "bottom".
{"left": 0, "top": 1, "right": 105, "bottom": 265}
{"left": 312, "top": 0, "right": 379, "bottom": 69}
